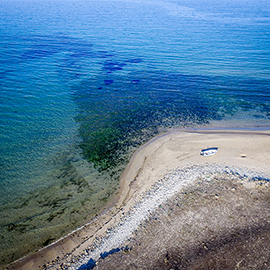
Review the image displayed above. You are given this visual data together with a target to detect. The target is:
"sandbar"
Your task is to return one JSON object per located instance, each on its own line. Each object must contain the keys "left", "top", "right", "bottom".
{"left": 6, "top": 129, "right": 270, "bottom": 270}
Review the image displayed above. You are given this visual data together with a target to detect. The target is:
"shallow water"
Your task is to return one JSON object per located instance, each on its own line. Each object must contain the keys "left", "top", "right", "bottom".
{"left": 0, "top": 0, "right": 270, "bottom": 266}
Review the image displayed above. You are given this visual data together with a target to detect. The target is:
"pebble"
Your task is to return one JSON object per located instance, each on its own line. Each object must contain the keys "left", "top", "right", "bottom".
{"left": 67, "top": 164, "right": 270, "bottom": 269}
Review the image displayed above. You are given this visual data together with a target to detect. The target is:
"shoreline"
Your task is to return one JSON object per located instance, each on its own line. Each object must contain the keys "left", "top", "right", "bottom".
{"left": 6, "top": 128, "right": 270, "bottom": 270}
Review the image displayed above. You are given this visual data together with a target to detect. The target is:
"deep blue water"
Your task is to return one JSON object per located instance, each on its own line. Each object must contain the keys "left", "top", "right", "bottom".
{"left": 0, "top": 0, "right": 270, "bottom": 265}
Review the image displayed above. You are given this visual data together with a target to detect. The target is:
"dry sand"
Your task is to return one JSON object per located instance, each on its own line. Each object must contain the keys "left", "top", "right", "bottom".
{"left": 6, "top": 129, "right": 270, "bottom": 270}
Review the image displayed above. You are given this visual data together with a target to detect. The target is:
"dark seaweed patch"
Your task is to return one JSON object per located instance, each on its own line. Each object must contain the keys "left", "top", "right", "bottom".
{"left": 19, "top": 35, "right": 94, "bottom": 61}
{"left": 21, "top": 48, "right": 58, "bottom": 59}
{"left": 81, "top": 127, "right": 121, "bottom": 171}
{"left": 37, "top": 194, "right": 72, "bottom": 208}
{"left": 97, "top": 51, "right": 114, "bottom": 58}
{"left": 47, "top": 207, "right": 66, "bottom": 222}
{"left": 74, "top": 70, "right": 269, "bottom": 178}
{"left": 126, "top": 58, "right": 143, "bottom": 63}
{"left": 101, "top": 58, "right": 144, "bottom": 74}
{"left": 43, "top": 237, "right": 55, "bottom": 247}
{"left": 102, "top": 61, "right": 126, "bottom": 73}
{"left": 74, "top": 72, "right": 224, "bottom": 172}
{"left": 104, "top": 79, "right": 114, "bottom": 85}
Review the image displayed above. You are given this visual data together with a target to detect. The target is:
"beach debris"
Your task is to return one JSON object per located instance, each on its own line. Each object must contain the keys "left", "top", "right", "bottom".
{"left": 200, "top": 147, "right": 218, "bottom": 157}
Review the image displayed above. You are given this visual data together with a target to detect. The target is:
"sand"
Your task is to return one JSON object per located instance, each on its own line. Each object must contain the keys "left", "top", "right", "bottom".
{"left": 5, "top": 129, "right": 270, "bottom": 270}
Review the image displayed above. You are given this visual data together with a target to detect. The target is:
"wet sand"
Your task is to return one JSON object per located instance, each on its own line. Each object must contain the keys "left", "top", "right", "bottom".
{"left": 6, "top": 129, "right": 270, "bottom": 270}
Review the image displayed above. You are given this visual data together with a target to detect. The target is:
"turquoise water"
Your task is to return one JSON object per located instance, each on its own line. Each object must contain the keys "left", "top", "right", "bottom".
{"left": 0, "top": 0, "right": 270, "bottom": 266}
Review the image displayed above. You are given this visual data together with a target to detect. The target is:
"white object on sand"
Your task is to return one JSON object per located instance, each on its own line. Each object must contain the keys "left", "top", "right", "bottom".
{"left": 200, "top": 147, "right": 218, "bottom": 157}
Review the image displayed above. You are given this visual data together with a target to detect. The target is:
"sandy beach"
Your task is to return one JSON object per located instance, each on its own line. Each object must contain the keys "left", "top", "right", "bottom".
{"left": 6, "top": 129, "right": 270, "bottom": 270}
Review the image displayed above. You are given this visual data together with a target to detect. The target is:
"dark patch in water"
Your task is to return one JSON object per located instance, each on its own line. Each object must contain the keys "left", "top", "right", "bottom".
{"left": 126, "top": 58, "right": 143, "bottom": 63}
{"left": 74, "top": 71, "right": 270, "bottom": 174}
{"left": 74, "top": 72, "right": 224, "bottom": 171}
{"left": 102, "top": 61, "right": 126, "bottom": 73}
{"left": 21, "top": 48, "right": 58, "bottom": 59}
{"left": 43, "top": 237, "right": 55, "bottom": 247}
{"left": 97, "top": 51, "right": 114, "bottom": 58}
{"left": 19, "top": 35, "right": 94, "bottom": 62}
{"left": 101, "top": 58, "right": 143, "bottom": 74}
{"left": 104, "top": 79, "right": 114, "bottom": 85}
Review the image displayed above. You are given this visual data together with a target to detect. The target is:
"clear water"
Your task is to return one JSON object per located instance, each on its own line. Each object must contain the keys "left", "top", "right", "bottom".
{"left": 0, "top": 0, "right": 269, "bottom": 266}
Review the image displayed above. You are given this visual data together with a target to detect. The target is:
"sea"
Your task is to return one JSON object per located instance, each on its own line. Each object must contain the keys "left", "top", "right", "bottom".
{"left": 0, "top": 0, "right": 269, "bottom": 266}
